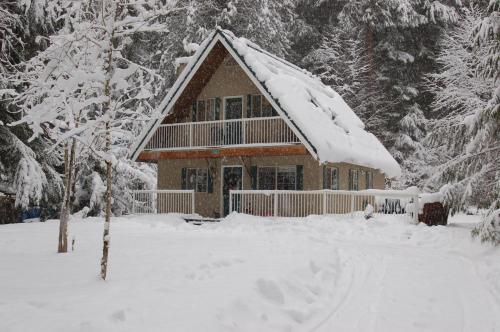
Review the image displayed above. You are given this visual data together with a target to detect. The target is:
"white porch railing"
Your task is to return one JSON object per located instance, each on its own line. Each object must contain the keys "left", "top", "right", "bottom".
{"left": 229, "top": 189, "right": 419, "bottom": 223}
{"left": 131, "top": 190, "right": 195, "bottom": 214}
{"left": 145, "top": 116, "right": 300, "bottom": 150}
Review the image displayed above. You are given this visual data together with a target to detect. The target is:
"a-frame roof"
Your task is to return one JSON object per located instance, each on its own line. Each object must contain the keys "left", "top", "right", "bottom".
{"left": 130, "top": 28, "right": 401, "bottom": 178}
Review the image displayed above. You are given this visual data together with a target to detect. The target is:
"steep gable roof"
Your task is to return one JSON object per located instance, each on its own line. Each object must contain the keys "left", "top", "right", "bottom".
{"left": 130, "top": 29, "right": 401, "bottom": 178}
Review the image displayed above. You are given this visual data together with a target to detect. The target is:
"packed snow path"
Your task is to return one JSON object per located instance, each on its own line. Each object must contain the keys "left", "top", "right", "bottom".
{"left": 1, "top": 214, "right": 499, "bottom": 332}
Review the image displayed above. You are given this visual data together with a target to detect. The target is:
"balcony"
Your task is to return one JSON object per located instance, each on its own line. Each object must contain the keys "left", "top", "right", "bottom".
{"left": 145, "top": 116, "right": 300, "bottom": 151}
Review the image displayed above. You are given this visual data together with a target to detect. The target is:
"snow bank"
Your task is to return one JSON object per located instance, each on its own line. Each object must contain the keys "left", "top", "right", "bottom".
{"left": 419, "top": 192, "right": 444, "bottom": 205}
{"left": 1, "top": 213, "right": 500, "bottom": 331}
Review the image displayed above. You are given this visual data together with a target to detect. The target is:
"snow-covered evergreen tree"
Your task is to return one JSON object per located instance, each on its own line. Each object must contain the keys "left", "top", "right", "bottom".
{"left": 336, "top": 0, "right": 461, "bottom": 188}
{"left": 424, "top": 3, "right": 499, "bottom": 243}
{"left": 0, "top": 0, "right": 64, "bottom": 214}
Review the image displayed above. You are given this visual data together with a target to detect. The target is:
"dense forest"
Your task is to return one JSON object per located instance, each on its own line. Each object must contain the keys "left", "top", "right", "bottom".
{"left": 0, "top": 0, "right": 498, "bottom": 241}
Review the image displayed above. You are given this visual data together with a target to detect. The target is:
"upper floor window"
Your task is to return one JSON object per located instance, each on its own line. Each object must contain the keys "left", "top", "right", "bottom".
{"left": 193, "top": 98, "right": 219, "bottom": 122}
{"left": 348, "top": 169, "right": 359, "bottom": 191}
{"left": 324, "top": 166, "right": 339, "bottom": 190}
{"left": 248, "top": 95, "right": 278, "bottom": 118}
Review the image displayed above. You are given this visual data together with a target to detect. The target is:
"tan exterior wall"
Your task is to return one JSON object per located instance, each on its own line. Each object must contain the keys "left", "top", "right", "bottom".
{"left": 158, "top": 54, "right": 387, "bottom": 217}
{"left": 324, "top": 162, "right": 385, "bottom": 190}
{"left": 178, "top": 54, "right": 260, "bottom": 122}
{"left": 158, "top": 155, "right": 385, "bottom": 217}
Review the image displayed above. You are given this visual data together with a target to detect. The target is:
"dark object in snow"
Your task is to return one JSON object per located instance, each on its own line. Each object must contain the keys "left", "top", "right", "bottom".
{"left": 418, "top": 202, "right": 449, "bottom": 226}
{"left": 0, "top": 194, "right": 19, "bottom": 224}
{"left": 381, "top": 199, "right": 405, "bottom": 214}
{"left": 183, "top": 217, "right": 221, "bottom": 225}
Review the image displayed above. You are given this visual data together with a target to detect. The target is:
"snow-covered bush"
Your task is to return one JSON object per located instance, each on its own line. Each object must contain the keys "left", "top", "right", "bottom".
{"left": 472, "top": 209, "right": 500, "bottom": 246}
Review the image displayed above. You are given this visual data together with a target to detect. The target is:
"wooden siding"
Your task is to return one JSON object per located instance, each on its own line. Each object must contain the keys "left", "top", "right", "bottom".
{"left": 137, "top": 145, "right": 309, "bottom": 162}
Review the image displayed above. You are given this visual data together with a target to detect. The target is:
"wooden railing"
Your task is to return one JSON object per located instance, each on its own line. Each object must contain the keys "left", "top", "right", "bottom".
{"left": 131, "top": 190, "right": 195, "bottom": 214}
{"left": 145, "top": 116, "right": 300, "bottom": 150}
{"left": 229, "top": 189, "right": 419, "bottom": 223}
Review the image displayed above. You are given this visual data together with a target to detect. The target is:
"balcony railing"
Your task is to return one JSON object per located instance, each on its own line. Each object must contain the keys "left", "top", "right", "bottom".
{"left": 145, "top": 116, "right": 300, "bottom": 150}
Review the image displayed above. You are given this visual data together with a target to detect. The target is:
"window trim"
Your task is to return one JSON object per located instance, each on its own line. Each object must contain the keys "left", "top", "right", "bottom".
{"left": 257, "top": 165, "right": 297, "bottom": 190}
{"left": 223, "top": 95, "right": 244, "bottom": 120}
{"left": 195, "top": 98, "right": 217, "bottom": 121}
{"left": 365, "top": 171, "right": 373, "bottom": 189}
{"left": 185, "top": 167, "right": 209, "bottom": 193}
{"left": 325, "top": 166, "right": 340, "bottom": 190}
{"left": 349, "top": 169, "right": 359, "bottom": 191}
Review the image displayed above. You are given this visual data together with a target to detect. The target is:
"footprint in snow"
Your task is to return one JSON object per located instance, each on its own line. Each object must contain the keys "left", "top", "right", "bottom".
{"left": 256, "top": 278, "right": 285, "bottom": 305}
{"left": 109, "top": 309, "right": 126, "bottom": 322}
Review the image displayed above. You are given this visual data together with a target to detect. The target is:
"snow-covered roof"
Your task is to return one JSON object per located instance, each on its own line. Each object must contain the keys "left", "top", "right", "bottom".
{"left": 131, "top": 29, "right": 401, "bottom": 178}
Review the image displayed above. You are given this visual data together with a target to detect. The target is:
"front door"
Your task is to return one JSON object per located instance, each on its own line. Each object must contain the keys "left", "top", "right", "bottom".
{"left": 224, "top": 97, "right": 243, "bottom": 145}
{"left": 222, "top": 166, "right": 243, "bottom": 216}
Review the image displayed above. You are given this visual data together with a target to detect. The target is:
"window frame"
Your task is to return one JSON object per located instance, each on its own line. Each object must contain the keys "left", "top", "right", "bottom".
{"left": 349, "top": 169, "right": 359, "bottom": 191}
{"left": 325, "top": 166, "right": 340, "bottom": 190}
{"left": 365, "top": 171, "right": 373, "bottom": 189}
{"left": 249, "top": 94, "right": 277, "bottom": 118}
{"left": 257, "top": 166, "right": 297, "bottom": 190}
{"left": 195, "top": 98, "right": 217, "bottom": 122}
{"left": 185, "top": 167, "right": 209, "bottom": 193}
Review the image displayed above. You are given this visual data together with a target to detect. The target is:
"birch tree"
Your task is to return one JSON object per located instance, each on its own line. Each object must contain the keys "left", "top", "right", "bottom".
{"left": 10, "top": 0, "right": 180, "bottom": 269}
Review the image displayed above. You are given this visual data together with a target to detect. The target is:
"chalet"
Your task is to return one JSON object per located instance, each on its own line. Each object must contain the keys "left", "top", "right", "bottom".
{"left": 130, "top": 28, "right": 401, "bottom": 218}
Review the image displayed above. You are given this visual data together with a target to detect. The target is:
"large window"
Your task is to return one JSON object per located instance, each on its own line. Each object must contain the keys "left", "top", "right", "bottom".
{"left": 194, "top": 98, "right": 217, "bottom": 121}
{"left": 184, "top": 168, "right": 208, "bottom": 192}
{"left": 348, "top": 169, "right": 359, "bottom": 191}
{"left": 324, "top": 166, "right": 339, "bottom": 190}
{"left": 365, "top": 171, "right": 373, "bottom": 189}
{"left": 257, "top": 166, "right": 297, "bottom": 190}
{"left": 248, "top": 95, "right": 277, "bottom": 117}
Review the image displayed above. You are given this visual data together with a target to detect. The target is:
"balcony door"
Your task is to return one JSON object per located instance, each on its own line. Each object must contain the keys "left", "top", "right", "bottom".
{"left": 224, "top": 96, "right": 243, "bottom": 145}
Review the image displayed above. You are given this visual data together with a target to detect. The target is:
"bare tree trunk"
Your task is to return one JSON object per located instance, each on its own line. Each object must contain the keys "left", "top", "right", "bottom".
{"left": 100, "top": 122, "right": 112, "bottom": 280}
{"left": 58, "top": 145, "right": 70, "bottom": 253}
{"left": 100, "top": 4, "right": 115, "bottom": 279}
{"left": 58, "top": 138, "right": 76, "bottom": 253}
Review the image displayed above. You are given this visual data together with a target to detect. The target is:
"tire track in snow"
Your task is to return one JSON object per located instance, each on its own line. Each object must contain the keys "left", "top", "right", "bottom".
{"left": 307, "top": 248, "right": 386, "bottom": 332}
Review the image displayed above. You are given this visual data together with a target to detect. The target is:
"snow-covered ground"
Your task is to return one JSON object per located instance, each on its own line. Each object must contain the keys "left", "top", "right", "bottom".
{"left": 1, "top": 213, "right": 499, "bottom": 332}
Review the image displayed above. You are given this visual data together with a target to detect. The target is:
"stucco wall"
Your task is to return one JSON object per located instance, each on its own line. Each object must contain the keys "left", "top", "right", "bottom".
{"left": 178, "top": 54, "right": 260, "bottom": 122}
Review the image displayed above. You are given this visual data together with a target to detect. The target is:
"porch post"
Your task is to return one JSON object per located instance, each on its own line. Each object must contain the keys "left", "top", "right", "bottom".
{"left": 322, "top": 190, "right": 327, "bottom": 215}
{"left": 350, "top": 192, "right": 354, "bottom": 218}
{"left": 413, "top": 194, "right": 419, "bottom": 224}
{"left": 242, "top": 119, "right": 246, "bottom": 144}
{"left": 191, "top": 190, "right": 195, "bottom": 214}
{"left": 154, "top": 191, "right": 157, "bottom": 214}
{"left": 131, "top": 191, "right": 135, "bottom": 214}
{"left": 189, "top": 123, "right": 193, "bottom": 147}
{"left": 273, "top": 191, "right": 278, "bottom": 217}
{"left": 229, "top": 190, "right": 233, "bottom": 214}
